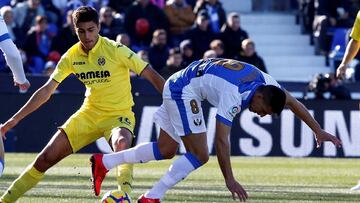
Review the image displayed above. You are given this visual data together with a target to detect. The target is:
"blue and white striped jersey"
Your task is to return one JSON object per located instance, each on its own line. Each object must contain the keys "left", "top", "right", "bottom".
{"left": 166, "top": 58, "right": 281, "bottom": 126}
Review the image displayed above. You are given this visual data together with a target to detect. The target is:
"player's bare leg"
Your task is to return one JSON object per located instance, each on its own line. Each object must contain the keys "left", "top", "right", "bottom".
{"left": 0, "top": 130, "right": 73, "bottom": 202}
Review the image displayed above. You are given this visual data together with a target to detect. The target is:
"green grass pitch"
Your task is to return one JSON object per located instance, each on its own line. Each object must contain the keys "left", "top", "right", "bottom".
{"left": 0, "top": 153, "right": 359, "bottom": 202}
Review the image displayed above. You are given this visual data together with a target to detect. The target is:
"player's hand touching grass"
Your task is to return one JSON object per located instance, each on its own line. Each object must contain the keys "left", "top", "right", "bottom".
{"left": 225, "top": 178, "right": 248, "bottom": 202}
{"left": 314, "top": 129, "right": 342, "bottom": 148}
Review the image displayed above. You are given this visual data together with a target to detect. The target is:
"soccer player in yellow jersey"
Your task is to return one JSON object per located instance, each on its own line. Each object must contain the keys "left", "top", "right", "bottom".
{"left": 0, "top": 6, "right": 165, "bottom": 202}
{"left": 336, "top": 11, "right": 360, "bottom": 79}
{"left": 336, "top": 11, "right": 360, "bottom": 191}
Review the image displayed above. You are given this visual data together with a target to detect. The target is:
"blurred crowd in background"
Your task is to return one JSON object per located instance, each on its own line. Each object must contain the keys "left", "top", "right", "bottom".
{"left": 0, "top": 0, "right": 359, "bottom": 99}
{"left": 0, "top": 0, "right": 267, "bottom": 79}
{"left": 298, "top": 0, "right": 359, "bottom": 99}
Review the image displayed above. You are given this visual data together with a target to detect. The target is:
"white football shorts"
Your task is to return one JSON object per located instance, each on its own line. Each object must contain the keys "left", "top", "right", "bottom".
{"left": 153, "top": 81, "right": 207, "bottom": 143}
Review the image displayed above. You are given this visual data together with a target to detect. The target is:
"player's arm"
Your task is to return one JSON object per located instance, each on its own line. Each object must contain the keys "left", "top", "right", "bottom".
{"left": 0, "top": 79, "right": 59, "bottom": 138}
{"left": 215, "top": 120, "right": 248, "bottom": 202}
{"left": 0, "top": 39, "right": 30, "bottom": 91}
{"left": 284, "top": 90, "right": 342, "bottom": 148}
{"left": 139, "top": 64, "right": 165, "bottom": 94}
{"left": 336, "top": 39, "right": 360, "bottom": 79}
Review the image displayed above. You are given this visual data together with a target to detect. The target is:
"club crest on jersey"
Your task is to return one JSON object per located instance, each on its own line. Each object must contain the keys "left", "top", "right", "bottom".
{"left": 98, "top": 56, "right": 106, "bottom": 66}
{"left": 229, "top": 106, "right": 240, "bottom": 118}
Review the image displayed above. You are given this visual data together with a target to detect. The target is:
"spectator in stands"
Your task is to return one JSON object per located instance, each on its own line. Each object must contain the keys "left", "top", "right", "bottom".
{"left": 12, "top": 0, "right": 45, "bottom": 47}
{"left": 108, "top": 0, "right": 134, "bottom": 14}
{"left": 51, "top": 10, "right": 78, "bottom": 55}
{"left": 23, "top": 15, "right": 53, "bottom": 74}
{"left": 185, "top": 10, "right": 216, "bottom": 59}
{"left": 51, "top": 0, "right": 68, "bottom": 16}
{"left": 220, "top": 12, "right": 249, "bottom": 58}
{"left": 235, "top": 39, "right": 267, "bottom": 73}
{"left": 41, "top": 0, "right": 63, "bottom": 27}
{"left": 179, "top": 39, "right": 195, "bottom": 67}
{"left": 308, "top": 73, "right": 351, "bottom": 100}
{"left": 313, "top": 0, "right": 354, "bottom": 56}
{"left": 0, "top": 6, "right": 21, "bottom": 45}
{"left": 137, "top": 50, "right": 150, "bottom": 63}
{"left": 203, "top": 49, "right": 217, "bottom": 59}
{"left": 193, "top": 0, "right": 226, "bottom": 34}
{"left": 148, "top": 29, "right": 169, "bottom": 73}
{"left": 116, "top": 33, "right": 132, "bottom": 48}
{"left": 210, "top": 39, "right": 225, "bottom": 58}
{"left": 66, "top": 0, "right": 99, "bottom": 11}
{"left": 151, "top": 0, "right": 165, "bottom": 8}
{"left": 164, "top": 0, "right": 196, "bottom": 46}
{"left": 186, "top": 0, "right": 197, "bottom": 9}
{"left": 0, "top": 0, "right": 10, "bottom": 7}
{"left": 124, "top": 0, "right": 169, "bottom": 49}
{"left": 99, "top": 6, "right": 124, "bottom": 40}
{"left": 43, "top": 60, "right": 56, "bottom": 76}
{"left": 161, "top": 47, "right": 183, "bottom": 79}
{"left": 298, "top": 0, "right": 315, "bottom": 35}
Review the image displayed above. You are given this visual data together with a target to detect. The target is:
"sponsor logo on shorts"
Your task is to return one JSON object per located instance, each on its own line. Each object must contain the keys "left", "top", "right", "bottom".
{"left": 193, "top": 118, "right": 202, "bottom": 126}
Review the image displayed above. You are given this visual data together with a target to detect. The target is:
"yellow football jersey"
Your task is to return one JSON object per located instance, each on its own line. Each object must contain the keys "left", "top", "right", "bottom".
{"left": 351, "top": 11, "right": 360, "bottom": 41}
{"left": 50, "top": 36, "right": 148, "bottom": 113}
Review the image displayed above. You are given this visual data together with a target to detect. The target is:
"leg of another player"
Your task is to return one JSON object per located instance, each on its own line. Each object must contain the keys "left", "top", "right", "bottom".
{"left": 102, "top": 129, "right": 179, "bottom": 170}
{"left": 143, "top": 132, "right": 208, "bottom": 200}
{"left": 350, "top": 181, "right": 360, "bottom": 191}
{"left": 0, "top": 130, "right": 73, "bottom": 203}
{"left": 0, "top": 137, "right": 4, "bottom": 177}
{"left": 93, "top": 129, "right": 179, "bottom": 197}
{"left": 110, "top": 127, "right": 134, "bottom": 194}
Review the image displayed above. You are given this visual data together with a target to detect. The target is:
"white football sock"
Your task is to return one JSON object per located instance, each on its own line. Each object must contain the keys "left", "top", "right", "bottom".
{"left": 145, "top": 153, "right": 203, "bottom": 199}
{"left": 102, "top": 142, "right": 163, "bottom": 170}
{"left": 0, "top": 159, "right": 4, "bottom": 177}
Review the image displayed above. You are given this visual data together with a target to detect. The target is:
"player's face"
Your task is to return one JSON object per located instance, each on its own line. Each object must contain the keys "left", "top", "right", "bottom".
{"left": 75, "top": 21, "right": 100, "bottom": 52}
{"left": 249, "top": 95, "right": 273, "bottom": 117}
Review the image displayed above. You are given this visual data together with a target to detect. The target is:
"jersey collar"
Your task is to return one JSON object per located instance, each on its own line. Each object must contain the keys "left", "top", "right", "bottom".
{"left": 77, "top": 35, "right": 102, "bottom": 56}
{"left": 89, "top": 35, "right": 102, "bottom": 54}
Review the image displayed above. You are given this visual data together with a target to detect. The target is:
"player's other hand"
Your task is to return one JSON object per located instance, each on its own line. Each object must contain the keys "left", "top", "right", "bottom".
{"left": 336, "top": 64, "right": 347, "bottom": 80}
{"left": 225, "top": 178, "right": 248, "bottom": 202}
{"left": 0, "top": 118, "right": 19, "bottom": 140}
{"left": 315, "top": 130, "right": 342, "bottom": 148}
{"left": 14, "top": 80, "right": 31, "bottom": 92}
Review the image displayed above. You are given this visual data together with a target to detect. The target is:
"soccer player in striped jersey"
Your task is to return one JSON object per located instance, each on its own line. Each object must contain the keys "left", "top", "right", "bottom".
{"left": 91, "top": 58, "right": 342, "bottom": 202}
